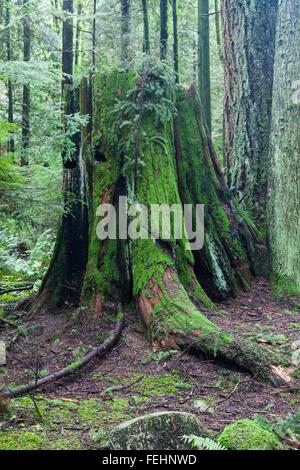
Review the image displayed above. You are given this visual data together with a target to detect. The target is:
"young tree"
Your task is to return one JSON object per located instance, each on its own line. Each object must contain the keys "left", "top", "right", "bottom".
{"left": 21, "top": 0, "right": 31, "bottom": 166}
{"left": 221, "top": 0, "right": 279, "bottom": 215}
{"left": 6, "top": 0, "right": 14, "bottom": 154}
{"left": 214, "top": 0, "right": 222, "bottom": 60}
{"left": 92, "top": 0, "right": 96, "bottom": 70}
{"left": 142, "top": 0, "right": 150, "bottom": 54}
{"left": 160, "top": 0, "right": 168, "bottom": 61}
{"left": 75, "top": 1, "right": 83, "bottom": 67}
{"left": 198, "top": 0, "right": 211, "bottom": 132}
{"left": 267, "top": 0, "right": 300, "bottom": 293}
{"left": 121, "top": 0, "right": 131, "bottom": 68}
{"left": 172, "top": 0, "right": 179, "bottom": 82}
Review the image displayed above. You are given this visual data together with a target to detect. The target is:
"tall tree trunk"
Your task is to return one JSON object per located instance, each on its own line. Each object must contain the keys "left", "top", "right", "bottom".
{"left": 21, "top": 0, "right": 31, "bottom": 166}
{"left": 172, "top": 0, "right": 179, "bottom": 82}
{"left": 214, "top": 0, "right": 222, "bottom": 61}
{"left": 221, "top": 0, "right": 279, "bottom": 216}
{"left": 160, "top": 0, "right": 168, "bottom": 61}
{"left": 198, "top": 0, "right": 211, "bottom": 132}
{"left": 6, "top": 0, "right": 14, "bottom": 154}
{"left": 142, "top": 0, "right": 150, "bottom": 54}
{"left": 267, "top": 0, "right": 300, "bottom": 294}
{"left": 75, "top": 1, "right": 82, "bottom": 67}
{"left": 33, "top": 0, "right": 88, "bottom": 310}
{"left": 121, "top": 0, "right": 130, "bottom": 68}
{"left": 92, "top": 0, "right": 96, "bottom": 71}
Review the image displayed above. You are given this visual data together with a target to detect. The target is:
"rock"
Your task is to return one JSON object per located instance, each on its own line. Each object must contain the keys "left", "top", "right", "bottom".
{"left": 193, "top": 399, "right": 214, "bottom": 414}
{"left": 0, "top": 341, "right": 6, "bottom": 365}
{"left": 106, "top": 411, "right": 209, "bottom": 450}
{"left": 217, "top": 419, "right": 284, "bottom": 450}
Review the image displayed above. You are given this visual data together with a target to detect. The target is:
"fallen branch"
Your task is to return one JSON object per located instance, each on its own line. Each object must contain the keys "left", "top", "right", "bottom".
{"left": 0, "top": 309, "right": 125, "bottom": 399}
{"left": 0, "top": 285, "right": 34, "bottom": 296}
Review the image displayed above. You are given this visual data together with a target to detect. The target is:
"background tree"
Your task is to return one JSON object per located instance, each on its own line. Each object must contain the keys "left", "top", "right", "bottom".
{"left": 198, "top": 0, "right": 211, "bottom": 132}
{"left": 21, "top": 0, "right": 31, "bottom": 166}
{"left": 160, "top": 0, "right": 168, "bottom": 61}
{"left": 142, "top": 0, "right": 150, "bottom": 54}
{"left": 267, "top": 0, "right": 300, "bottom": 293}
{"left": 221, "top": 0, "right": 279, "bottom": 218}
{"left": 121, "top": 0, "right": 131, "bottom": 68}
{"left": 6, "top": 0, "right": 14, "bottom": 154}
{"left": 172, "top": 0, "right": 179, "bottom": 82}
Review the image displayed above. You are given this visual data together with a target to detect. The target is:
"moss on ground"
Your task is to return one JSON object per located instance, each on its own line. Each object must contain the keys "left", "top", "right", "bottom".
{"left": 217, "top": 419, "right": 284, "bottom": 450}
{"left": 0, "top": 370, "right": 192, "bottom": 450}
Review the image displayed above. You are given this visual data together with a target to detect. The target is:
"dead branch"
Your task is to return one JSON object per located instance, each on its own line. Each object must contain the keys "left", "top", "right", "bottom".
{"left": 0, "top": 285, "right": 34, "bottom": 296}
{"left": 0, "top": 309, "right": 125, "bottom": 400}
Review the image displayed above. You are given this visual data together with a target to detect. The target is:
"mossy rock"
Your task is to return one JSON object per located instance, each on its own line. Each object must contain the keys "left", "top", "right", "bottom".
{"left": 106, "top": 411, "right": 209, "bottom": 450}
{"left": 217, "top": 419, "right": 284, "bottom": 450}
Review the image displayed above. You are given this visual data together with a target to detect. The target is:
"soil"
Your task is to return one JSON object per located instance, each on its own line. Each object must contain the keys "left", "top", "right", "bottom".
{"left": 0, "top": 277, "right": 299, "bottom": 450}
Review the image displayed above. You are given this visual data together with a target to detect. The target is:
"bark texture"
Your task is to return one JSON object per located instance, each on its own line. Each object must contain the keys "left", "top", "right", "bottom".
{"left": 221, "top": 0, "right": 279, "bottom": 214}
{"left": 267, "top": 0, "right": 300, "bottom": 293}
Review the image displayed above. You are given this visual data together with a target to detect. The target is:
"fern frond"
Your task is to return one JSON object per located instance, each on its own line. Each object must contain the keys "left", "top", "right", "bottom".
{"left": 181, "top": 434, "right": 227, "bottom": 451}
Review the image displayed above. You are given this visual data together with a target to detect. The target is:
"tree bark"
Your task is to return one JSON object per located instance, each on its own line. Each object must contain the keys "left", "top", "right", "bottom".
{"left": 267, "top": 0, "right": 300, "bottom": 293}
{"left": 21, "top": 0, "right": 31, "bottom": 166}
{"left": 198, "top": 0, "right": 211, "bottom": 132}
{"left": 221, "top": 0, "right": 279, "bottom": 215}
{"left": 160, "top": 0, "right": 168, "bottom": 61}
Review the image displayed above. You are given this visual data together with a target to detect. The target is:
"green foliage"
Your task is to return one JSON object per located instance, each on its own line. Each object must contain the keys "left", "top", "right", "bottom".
{"left": 181, "top": 434, "right": 227, "bottom": 451}
{"left": 243, "top": 324, "right": 287, "bottom": 346}
{"left": 109, "top": 57, "right": 178, "bottom": 191}
{"left": 254, "top": 409, "right": 300, "bottom": 441}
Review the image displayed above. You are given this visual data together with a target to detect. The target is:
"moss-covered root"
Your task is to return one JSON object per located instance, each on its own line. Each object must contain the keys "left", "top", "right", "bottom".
{"left": 136, "top": 266, "right": 290, "bottom": 383}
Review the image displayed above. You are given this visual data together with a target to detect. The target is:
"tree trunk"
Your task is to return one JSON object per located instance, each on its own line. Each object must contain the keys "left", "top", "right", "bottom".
{"left": 214, "top": 0, "right": 222, "bottom": 61}
{"left": 92, "top": 0, "right": 96, "bottom": 71}
{"left": 221, "top": 0, "right": 279, "bottom": 215}
{"left": 172, "top": 0, "right": 179, "bottom": 82}
{"left": 121, "top": 0, "right": 131, "bottom": 68}
{"left": 6, "top": 0, "right": 14, "bottom": 154}
{"left": 267, "top": 0, "right": 300, "bottom": 294}
{"left": 30, "top": 68, "right": 290, "bottom": 381}
{"left": 142, "top": 0, "right": 150, "bottom": 54}
{"left": 75, "top": 1, "right": 82, "bottom": 67}
{"left": 160, "top": 0, "right": 168, "bottom": 61}
{"left": 21, "top": 0, "right": 31, "bottom": 166}
{"left": 198, "top": 0, "right": 211, "bottom": 132}
{"left": 33, "top": 0, "right": 88, "bottom": 310}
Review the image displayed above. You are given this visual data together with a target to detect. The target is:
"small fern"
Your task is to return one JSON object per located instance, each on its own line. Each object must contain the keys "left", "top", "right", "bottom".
{"left": 181, "top": 434, "right": 227, "bottom": 451}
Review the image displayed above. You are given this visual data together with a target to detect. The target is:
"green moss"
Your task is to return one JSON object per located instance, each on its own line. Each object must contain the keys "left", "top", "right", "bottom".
{"left": 0, "top": 431, "right": 45, "bottom": 450}
{"left": 271, "top": 274, "right": 300, "bottom": 300}
{"left": 217, "top": 419, "right": 284, "bottom": 450}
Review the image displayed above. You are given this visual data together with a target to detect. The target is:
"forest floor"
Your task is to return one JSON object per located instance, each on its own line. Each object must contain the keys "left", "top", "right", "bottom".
{"left": 0, "top": 277, "right": 299, "bottom": 450}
